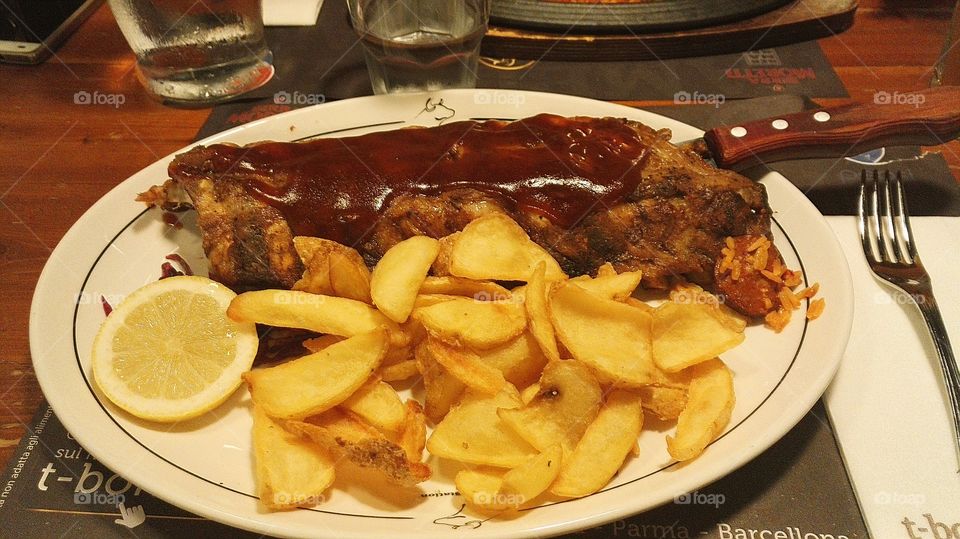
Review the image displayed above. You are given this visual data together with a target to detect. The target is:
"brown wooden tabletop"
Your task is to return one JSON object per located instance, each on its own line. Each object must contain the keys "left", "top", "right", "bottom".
{"left": 1, "top": 0, "right": 957, "bottom": 477}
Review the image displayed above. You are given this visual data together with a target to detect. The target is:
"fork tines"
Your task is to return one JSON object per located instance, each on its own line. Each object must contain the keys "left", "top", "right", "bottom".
{"left": 858, "top": 170, "right": 919, "bottom": 267}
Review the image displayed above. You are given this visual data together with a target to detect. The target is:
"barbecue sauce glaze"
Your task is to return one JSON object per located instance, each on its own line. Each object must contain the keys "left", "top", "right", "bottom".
{"left": 178, "top": 114, "right": 650, "bottom": 246}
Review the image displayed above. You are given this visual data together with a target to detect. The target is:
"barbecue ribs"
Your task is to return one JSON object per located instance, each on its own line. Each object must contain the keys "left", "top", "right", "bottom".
{"left": 148, "top": 114, "right": 776, "bottom": 315}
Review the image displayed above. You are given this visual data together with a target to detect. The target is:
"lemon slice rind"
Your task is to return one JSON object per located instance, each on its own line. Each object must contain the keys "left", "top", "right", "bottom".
{"left": 91, "top": 275, "right": 259, "bottom": 422}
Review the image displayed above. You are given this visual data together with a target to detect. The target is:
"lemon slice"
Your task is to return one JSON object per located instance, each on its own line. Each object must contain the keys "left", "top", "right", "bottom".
{"left": 91, "top": 275, "right": 259, "bottom": 422}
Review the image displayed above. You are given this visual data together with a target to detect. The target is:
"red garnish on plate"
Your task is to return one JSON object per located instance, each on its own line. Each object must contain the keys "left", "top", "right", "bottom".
{"left": 160, "top": 253, "right": 193, "bottom": 279}
{"left": 161, "top": 211, "right": 183, "bottom": 229}
{"left": 160, "top": 262, "right": 183, "bottom": 279}
{"left": 165, "top": 253, "right": 193, "bottom": 275}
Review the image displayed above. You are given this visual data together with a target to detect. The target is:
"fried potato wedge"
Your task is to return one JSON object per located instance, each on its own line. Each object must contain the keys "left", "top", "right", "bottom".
{"left": 340, "top": 376, "right": 406, "bottom": 433}
{"left": 413, "top": 294, "right": 459, "bottom": 309}
{"left": 380, "top": 359, "right": 419, "bottom": 382}
{"left": 549, "top": 283, "right": 658, "bottom": 387}
{"left": 449, "top": 213, "right": 565, "bottom": 282}
{"left": 498, "top": 360, "right": 602, "bottom": 457}
{"left": 520, "top": 383, "right": 540, "bottom": 405}
{"left": 455, "top": 468, "right": 509, "bottom": 512}
{"left": 550, "top": 389, "right": 643, "bottom": 497}
{"left": 244, "top": 329, "right": 388, "bottom": 419}
{"left": 510, "top": 285, "right": 527, "bottom": 305}
{"left": 286, "top": 409, "right": 431, "bottom": 487}
{"left": 416, "top": 343, "right": 466, "bottom": 424}
{"left": 458, "top": 443, "right": 564, "bottom": 513}
{"left": 500, "top": 444, "right": 563, "bottom": 507}
{"left": 382, "top": 341, "right": 413, "bottom": 367}
{"left": 302, "top": 334, "right": 345, "bottom": 353}
{"left": 624, "top": 297, "right": 654, "bottom": 313}
{"left": 568, "top": 270, "right": 643, "bottom": 301}
{"left": 414, "top": 297, "right": 526, "bottom": 350}
{"left": 228, "top": 290, "right": 403, "bottom": 344}
{"left": 292, "top": 236, "right": 340, "bottom": 263}
{"left": 666, "top": 359, "right": 735, "bottom": 461}
{"left": 424, "top": 338, "right": 509, "bottom": 395}
{"left": 292, "top": 237, "right": 372, "bottom": 303}
{"left": 596, "top": 262, "right": 617, "bottom": 278}
{"left": 525, "top": 263, "right": 561, "bottom": 362}
{"left": 652, "top": 302, "right": 745, "bottom": 373}
{"left": 419, "top": 276, "right": 511, "bottom": 300}
{"left": 431, "top": 232, "right": 458, "bottom": 276}
{"left": 669, "top": 282, "right": 747, "bottom": 332}
{"left": 292, "top": 265, "right": 333, "bottom": 297}
{"left": 395, "top": 312, "right": 428, "bottom": 362}
{"left": 427, "top": 389, "right": 538, "bottom": 468}
{"left": 371, "top": 236, "right": 441, "bottom": 323}
{"left": 480, "top": 332, "right": 549, "bottom": 390}
{"left": 637, "top": 385, "right": 688, "bottom": 421}
{"left": 291, "top": 237, "right": 335, "bottom": 296}
{"left": 395, "top": 400, "right": 428, "bottom": 461}
{"left": 328, "top": 250, "right": 373, "bottom": 304}
{"left": 252, "top": 405, "right": 335, "bottom": 510}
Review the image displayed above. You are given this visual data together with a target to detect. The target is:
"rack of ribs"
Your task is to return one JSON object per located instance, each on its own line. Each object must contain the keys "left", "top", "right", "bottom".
{"left": 146, "top": 114, "right": 778, "bottom": 316}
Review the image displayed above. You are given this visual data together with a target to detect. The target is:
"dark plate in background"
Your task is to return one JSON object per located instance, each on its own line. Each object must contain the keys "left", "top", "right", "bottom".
{"left": 490, "top": 0, "right": 794, "bottom": 34}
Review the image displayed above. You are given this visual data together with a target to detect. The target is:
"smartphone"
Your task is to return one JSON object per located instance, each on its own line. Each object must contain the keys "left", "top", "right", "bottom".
{"left": 0, "top": 0, "right": 102, "bottom": 64}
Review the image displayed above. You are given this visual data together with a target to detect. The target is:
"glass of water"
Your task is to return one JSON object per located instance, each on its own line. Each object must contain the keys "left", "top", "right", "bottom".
{"left": 107, "top": 0, "right": 275, "bottom": 105}
{"left": 347, "top": 0, "right": 490, "bottom": 94}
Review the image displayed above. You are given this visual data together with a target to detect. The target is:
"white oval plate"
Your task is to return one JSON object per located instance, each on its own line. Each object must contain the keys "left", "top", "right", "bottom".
{"left": 30, "top": 90, "right": 853, "bottom": 539}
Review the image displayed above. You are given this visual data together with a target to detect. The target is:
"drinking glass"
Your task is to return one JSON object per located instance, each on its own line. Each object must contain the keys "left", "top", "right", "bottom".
{"left": 346, "top": 0, "right": 490, "bottom": 94}
{"left": 108, "top": 0, "right": 275, "bottom": 105}
{"left": 933, "top": 0, "right": 960, "bottom": 86}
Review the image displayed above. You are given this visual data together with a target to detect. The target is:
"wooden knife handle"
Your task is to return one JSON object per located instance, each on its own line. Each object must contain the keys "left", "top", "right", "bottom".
{"left": 703, "top": 86, "right": 960, "bottom": 171}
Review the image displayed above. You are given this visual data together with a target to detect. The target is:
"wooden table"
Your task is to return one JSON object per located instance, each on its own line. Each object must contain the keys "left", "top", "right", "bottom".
{"left": 0, "top": 0, "right": 957, "bottom": 474}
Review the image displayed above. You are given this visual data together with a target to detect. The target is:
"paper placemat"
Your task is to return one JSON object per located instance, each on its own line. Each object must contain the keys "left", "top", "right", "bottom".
{"left": 824, "top": 217, "right": 960, "bottom": 539}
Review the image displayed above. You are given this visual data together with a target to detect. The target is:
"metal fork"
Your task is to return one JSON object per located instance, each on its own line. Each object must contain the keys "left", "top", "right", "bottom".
{"left": 859, "top": 170, "right": 960, "bottom": 471}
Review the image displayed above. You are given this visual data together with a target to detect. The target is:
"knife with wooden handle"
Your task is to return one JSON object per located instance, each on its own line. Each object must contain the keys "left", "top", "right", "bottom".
{"left": 695, "top": 85, "right": 960, "bottom": 171}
